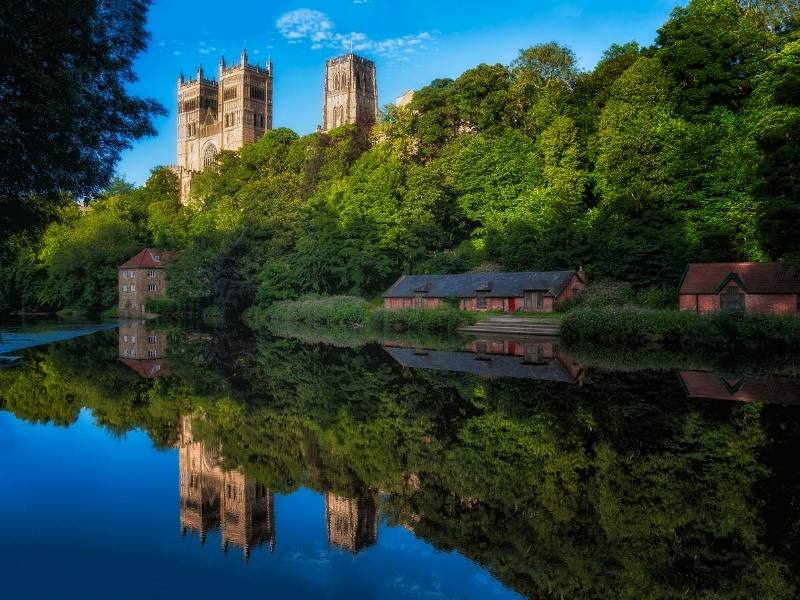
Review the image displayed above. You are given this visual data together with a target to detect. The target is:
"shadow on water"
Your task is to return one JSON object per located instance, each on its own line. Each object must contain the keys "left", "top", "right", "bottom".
{"left": 1, "top": 320, "right": 800, "bottom": 598}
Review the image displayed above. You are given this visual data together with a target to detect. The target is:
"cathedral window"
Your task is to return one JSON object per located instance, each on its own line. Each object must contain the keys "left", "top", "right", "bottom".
{"left": 203, "top": 143, "right": 218, "bottom": 168}
{"left": 260, "top": 114, "right": 264, "bottom": 127}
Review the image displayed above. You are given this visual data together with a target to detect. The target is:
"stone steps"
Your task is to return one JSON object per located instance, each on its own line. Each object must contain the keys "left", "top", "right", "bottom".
{"left": 460, "top": 316, "right": 562, "bottom": 337}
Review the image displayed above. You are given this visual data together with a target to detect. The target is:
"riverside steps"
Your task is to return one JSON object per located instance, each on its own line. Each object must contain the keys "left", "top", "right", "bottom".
{"left": 459, "top": 316, "right": 562, "bottom": 337}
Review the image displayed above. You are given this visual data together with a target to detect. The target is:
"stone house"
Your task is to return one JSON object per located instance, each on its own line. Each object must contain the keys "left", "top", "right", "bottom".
{"left": 118, "top": 248, "right": 170, "bottom": 317}
{"left": 383, "top": 270, "right": 585, "bottom": 314}
{"left": 118, "top": 321, "right": 169, "bottom": 378}
{"left": 678, "top": 263, "right": 800, "bottom": 315}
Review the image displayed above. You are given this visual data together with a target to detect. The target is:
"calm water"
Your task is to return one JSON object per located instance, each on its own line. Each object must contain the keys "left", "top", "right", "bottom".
{"left": 1, "top": 321, "right": 800, "bottom": 599}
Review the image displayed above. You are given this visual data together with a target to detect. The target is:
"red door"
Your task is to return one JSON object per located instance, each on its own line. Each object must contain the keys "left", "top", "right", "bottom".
{"left": 508, "top": 298, "right": 516, "bottom": 314}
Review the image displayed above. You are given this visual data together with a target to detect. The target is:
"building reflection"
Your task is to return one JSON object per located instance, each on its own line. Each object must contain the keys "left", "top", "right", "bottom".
{"left": 325, "top": 491, "right": 379, "bottom": 554}
{"left": 679, "top": 370, "right": 800, "bottom": 405}
{"left": 384, "top": 336, "right": 586, "bottom": 383}
{"left": 178, "top": 416, "right": 275, "bottom": 559}
{"left": 118, "top": 321, "right": 169, "bottom": 378}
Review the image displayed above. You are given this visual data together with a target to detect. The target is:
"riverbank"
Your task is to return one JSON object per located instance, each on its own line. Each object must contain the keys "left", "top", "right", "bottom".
{"left": 562, "top": 306, "right": 800, "bottom": 351}
{"left": 244, "top": 295, "right": 480, "bottom": 334}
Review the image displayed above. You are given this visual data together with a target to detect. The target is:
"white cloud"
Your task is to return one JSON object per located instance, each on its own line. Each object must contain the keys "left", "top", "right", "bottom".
{"left": 276, "top": 8, "right": 433, "bottom": 59}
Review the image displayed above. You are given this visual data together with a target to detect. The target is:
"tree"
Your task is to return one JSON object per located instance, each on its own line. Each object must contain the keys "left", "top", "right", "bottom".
{"left": 0, "top": 0, "right": 165, "bottom": 234}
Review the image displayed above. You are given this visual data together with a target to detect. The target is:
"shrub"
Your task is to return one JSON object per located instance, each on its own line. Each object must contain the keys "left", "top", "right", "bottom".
{"left": 562, "top": 305, "right": 800, "bottom": 352}
{"left": 370, "top": 306, "right": 474, "bottom": 334}
{"left": 265, "top": 295, "right": 372, "bottom": 326}
{"left": 145, "top": 297, "right": 180, "bottom": 317}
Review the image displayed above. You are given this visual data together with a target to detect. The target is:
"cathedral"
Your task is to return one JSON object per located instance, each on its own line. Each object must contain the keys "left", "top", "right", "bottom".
{"left": 175, "top": 50, "right": 379, "bottom": 203}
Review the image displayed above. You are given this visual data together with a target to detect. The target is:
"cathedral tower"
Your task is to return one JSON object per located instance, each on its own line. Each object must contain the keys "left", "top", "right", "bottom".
{"left": 322, "top": 53, "right": 377, "bottom": 132}
{"left": 175, "top": 50, "right": 273, "bottom": 203}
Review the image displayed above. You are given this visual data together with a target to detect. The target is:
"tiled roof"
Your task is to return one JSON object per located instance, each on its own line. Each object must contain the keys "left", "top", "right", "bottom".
{"left": 119, "top": 358, "right": 169, "bottom": 378}
{"left": 679, "top": 263, "right": 800, "bottom": 294}
{"left": 383, "top": 271, "right": 578, "bottom": 298}
{"left": 119, "top": 248, "right": 171, "bottom": 269}
{"left": 679, "top": 371, "right": 800, "bottom": 405}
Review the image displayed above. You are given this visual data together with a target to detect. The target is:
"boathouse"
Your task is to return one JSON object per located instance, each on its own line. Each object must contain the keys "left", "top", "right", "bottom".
{"left": 383, "top": 269, "right": 585, "bottom": 314}
{"left": 678, "top": 263, "right": 800, "bottom": 315}
{"left": 118, "top": 248, "right": 171, "bottom": 317}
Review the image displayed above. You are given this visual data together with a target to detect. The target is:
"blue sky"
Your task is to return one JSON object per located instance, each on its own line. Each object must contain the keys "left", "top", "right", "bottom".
{"left": 119, "top": 0, "right": 684, "bottom": 185}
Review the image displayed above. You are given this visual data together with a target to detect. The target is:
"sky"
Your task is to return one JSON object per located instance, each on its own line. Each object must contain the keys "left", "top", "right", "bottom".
{"left": 118, "top": 0, "right": 684, "bottom": 185}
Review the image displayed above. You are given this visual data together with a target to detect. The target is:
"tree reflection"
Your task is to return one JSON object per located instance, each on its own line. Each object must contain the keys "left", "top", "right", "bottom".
{"left": 0, "top": 325, "right": 799, "bottom": 597}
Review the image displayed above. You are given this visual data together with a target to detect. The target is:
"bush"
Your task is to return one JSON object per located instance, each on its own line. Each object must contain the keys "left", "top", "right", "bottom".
{"left": 370, "top": 306, "right": 475, "bottom": 334}
{"left": 265, "top": 295, "right": 372, "bottom": 326}
{"left": 145, "top": 297, "right": 180, "bottom": 317}
{"left": 100, "top": 305, "right": 118, "bottom": 319}
{"left": 562, "top": 305, "right": 800, "bottom": 352}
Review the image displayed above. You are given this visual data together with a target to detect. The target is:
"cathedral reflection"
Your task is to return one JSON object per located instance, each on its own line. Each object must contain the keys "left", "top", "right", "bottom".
{"left": 325, "top": 491, "right": 378, "bottom": 554}
{"left": 178, "top": 417, "right": 379, "bottom": 560}
{"left": 179, "top": 416, "right": 275, "bottom": 559}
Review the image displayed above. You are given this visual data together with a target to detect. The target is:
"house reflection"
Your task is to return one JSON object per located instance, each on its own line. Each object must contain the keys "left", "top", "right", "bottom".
{"left": 178, "top": 416, "right": 275, "bottom": 559}
{"left": 679, "top": 371, "right": 800, "bottom": 405}
{"left": 325, "top": 491, "right": 378, "bottom": 554}
{"left": 118, "top": 321, "right": 169, "bottom": 378}
{"left": 384, "top": 336, "right": 585, "bottom": 383}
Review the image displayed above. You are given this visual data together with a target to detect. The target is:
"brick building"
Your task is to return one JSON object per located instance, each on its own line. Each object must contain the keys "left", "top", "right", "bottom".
{"left": 678, "top": 263, "right": 800, "bottom": 315}
{"left": 383, "top": 270, "right": 585, "bottom": 314}
{"left": 118, "top": 248, "right": 170, "bottom": 318}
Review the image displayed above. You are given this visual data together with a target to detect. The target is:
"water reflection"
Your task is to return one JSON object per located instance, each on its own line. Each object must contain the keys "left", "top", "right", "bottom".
{"left": 179, "top": 416, "right": 275, "bottom": 559}
{"left": 3, "top": 324, "right": 800, "bottom": 598}
{"left": 679, "top": 370, "right": 800, "bottom": 405}
{"left": 384, "top": 336, "right": 586, "bottom": 383}
{"left": 118, "top": 321, "right": 169, "bottom": 378}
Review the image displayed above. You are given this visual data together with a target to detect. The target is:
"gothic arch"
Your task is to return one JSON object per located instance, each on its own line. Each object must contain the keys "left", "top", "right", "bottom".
{"left": 202, "top": 142, "right": 218, "bottom": 169}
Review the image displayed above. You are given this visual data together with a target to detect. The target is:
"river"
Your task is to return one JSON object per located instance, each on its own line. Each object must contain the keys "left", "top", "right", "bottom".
{"left": 0, "top": 320, "right": 799, "bottom": 598}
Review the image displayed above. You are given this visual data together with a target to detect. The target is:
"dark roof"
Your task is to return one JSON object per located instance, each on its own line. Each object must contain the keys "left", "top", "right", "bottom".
{"left": 679, "top": 263, "right": 800, "bottom": 295}
{"left": 119, "top": 358, "right": 170, "bottom": 378}
{"left": 384, "top": 347, "right": 577, "bottom": 383}
{"left": 384, "top": 271, "right": 579, "bottom": 298}
{"left": 679, "top": 371, "right": 800, "bottom": 405}
{"left": 120, "top": 248, "right": 171, "bottom": 270}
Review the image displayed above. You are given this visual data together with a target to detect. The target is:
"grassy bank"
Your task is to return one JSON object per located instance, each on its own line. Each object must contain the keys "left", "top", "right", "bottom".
{"left": 245, "top": 295, "right": 477, "bottom": 334}
{"left": 562, "top": 306, "right": 800, "bottom": 352}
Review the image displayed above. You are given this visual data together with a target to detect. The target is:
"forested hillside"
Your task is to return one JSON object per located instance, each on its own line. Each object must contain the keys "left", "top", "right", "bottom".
{"left": 2, "top": 0, "right": 798, "bottom": 315}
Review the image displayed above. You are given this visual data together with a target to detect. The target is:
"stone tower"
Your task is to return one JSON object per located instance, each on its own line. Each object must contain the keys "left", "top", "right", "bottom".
{"left": 175, "top": 49, "right": 273, "bottom": 202}
{"left": 322, "top": 53, "right": 377, "bottom": 132}
{"left": 324, "top": 491, "right": 378, "bottom": 553}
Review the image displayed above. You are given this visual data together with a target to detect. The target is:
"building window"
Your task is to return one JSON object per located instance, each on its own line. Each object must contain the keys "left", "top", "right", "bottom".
{"left": 154, "top": 255, "right": 160, "bottom": 262}
{"left": 122, "top": 285, "right": 128, "bottom": 292}
{"left": 720, "top": 286, "right": 745, "bottom": 312}
{"left": 148, "top": 350, "right": 156, "bottom": 358}
{"left": 131, "top": 336, "right": 136, "bottom": 343}
{"left": 123, "top": 335, "right": 128, "bottom": 342}
{"left": 260, "top": 114, "right": 264, "bottom": 127}
{"left": 147, "top": 270, "right": 156, "bottom": 278}
{"left": 476, "top": 295, "right": 487, "bottom": 309}
{"left": 148, "top": 284, "right": 158, "bottom": 292}
{"left": 148, "top": 335, "right": 157, "bottom": 343}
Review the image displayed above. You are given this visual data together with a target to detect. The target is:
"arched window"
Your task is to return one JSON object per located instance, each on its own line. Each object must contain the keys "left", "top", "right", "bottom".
{"left": 203, "top": 143, "right": 218, "bottom": 169}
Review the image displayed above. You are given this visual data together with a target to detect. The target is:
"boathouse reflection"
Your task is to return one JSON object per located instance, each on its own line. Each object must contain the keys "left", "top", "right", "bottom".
{"left": 384, "top": 336, "right": 586, "bottom": 383}
{"left": 679, "top": 370, "right": 800, "bottom": 405}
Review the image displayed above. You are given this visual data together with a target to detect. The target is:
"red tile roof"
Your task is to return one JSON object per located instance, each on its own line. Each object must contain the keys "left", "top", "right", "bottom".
{"left": 119, "top": 358, "right": 170, "bottom": 378}
{"left": 679, "top": 262, "right": 800, "bottom": 295}
{"left": 679, "top": 371, "right": 800, "bottom": 405}
{"left": 119, "top": 248, "right": 171, "bottom": 269}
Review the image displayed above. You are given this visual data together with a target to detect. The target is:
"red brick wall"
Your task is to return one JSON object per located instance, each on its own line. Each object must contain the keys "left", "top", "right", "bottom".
{"left": 555, "top": 274, "right": 586, "bottom": 303}
{"left": 746, "top": 294, "right": 797, "bottom": 315}
{"left": 383, "top": 297, "right": 441, "bottom": 309}
{"left": 680, "top": 292, "right": 797, "bottom": 314}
